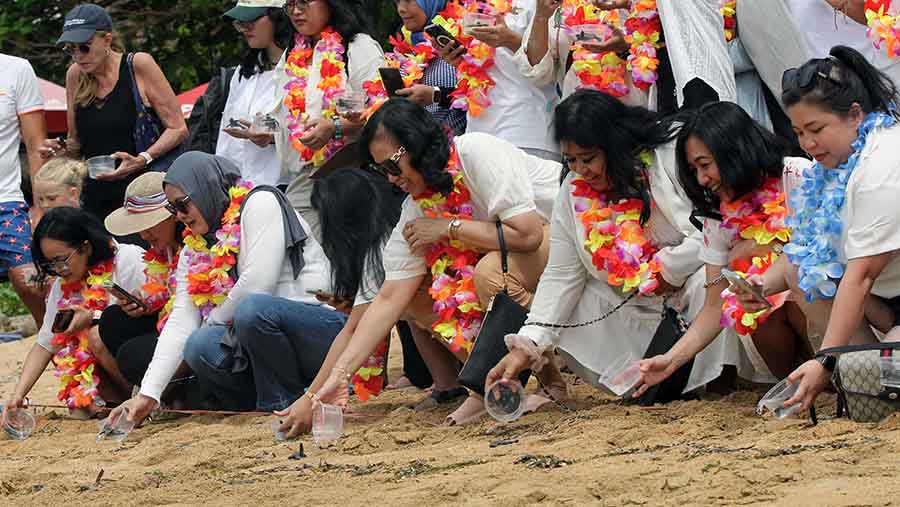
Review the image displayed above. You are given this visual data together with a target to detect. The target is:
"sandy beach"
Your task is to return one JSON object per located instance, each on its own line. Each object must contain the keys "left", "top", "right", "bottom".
{"left": 2, "top": 334, "right": 900, "bottom": 507}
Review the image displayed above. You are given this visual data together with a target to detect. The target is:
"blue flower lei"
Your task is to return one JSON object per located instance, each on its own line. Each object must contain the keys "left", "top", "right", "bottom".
{"left": 784, "top": 111, "right": 897, "bottom": 302}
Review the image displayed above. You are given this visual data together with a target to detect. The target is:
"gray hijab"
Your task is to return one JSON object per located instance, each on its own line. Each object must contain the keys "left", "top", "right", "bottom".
{"left": 163, "top": 151, "right": 308, "bottom": 279}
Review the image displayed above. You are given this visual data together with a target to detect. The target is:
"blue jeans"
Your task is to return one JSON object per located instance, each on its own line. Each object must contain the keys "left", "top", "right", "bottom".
{"left": 182, "top": 294, "right": 347, "bottom": 411}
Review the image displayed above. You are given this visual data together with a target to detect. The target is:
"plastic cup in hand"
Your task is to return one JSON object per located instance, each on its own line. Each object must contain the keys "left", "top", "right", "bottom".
{"left": 251, "top": 113, "right": 279, "bottom": 134}
{"left": 485, "top": 380, "right": 526, "bottom": 423}
{"left": 599, "top": 354, "right": 641, "bottom": 397}
{"left": 756, "top": 378, "right": 802, "bottom": 419}
{"left": 3, "top": 408, "right": 35, "bottom": 440}
{"left": 568, "top": 24, "right": 614, "bottom": 46}
{"left": 97, "top": 408, "right": 136, "bottom": 442}
{"left": 335, "top": 91, "right": 365, "bottom": 116}
{"left": 311, "top": 403, "right": 343, "bottom": 444}
{"left": 272, "top": 420, "right": 288, "bottom": 442}
{"left": 463, "top": 12, "right": 497, "bottom": 34}
{"left": 86, "top": 155, "right": 117, "bottom": 179}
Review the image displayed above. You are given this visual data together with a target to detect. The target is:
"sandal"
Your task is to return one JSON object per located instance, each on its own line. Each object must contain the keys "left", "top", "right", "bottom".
{"left": 411, "top": 387, "right": 468, "bottom": 412}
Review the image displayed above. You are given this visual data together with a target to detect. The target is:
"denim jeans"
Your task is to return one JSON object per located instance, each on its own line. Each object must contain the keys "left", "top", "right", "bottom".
{"left": 182, "top": 294, "right": 347, "bottom": 411}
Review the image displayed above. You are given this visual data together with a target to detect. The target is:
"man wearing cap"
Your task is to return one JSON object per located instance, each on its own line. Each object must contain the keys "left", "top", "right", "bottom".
{"left": 0, "top": 51, "right": 48, "bottom": 327}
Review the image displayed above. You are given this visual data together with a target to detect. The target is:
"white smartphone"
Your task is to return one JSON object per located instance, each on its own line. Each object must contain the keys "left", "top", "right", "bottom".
{"left": 721, "top": 269, "right": 771, "bottom": 308}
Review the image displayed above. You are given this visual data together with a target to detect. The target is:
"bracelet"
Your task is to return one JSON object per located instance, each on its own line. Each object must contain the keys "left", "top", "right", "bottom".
{"left": 331, "top": 115, "right": 343, "bottom": 141}
{"left": 305, "top": 390, "right": 320, "bottom": 403}
{"left": 334, "top": 365, "right": 352, "bottom": 381}
{"left": 703, "top": 274, "right": 725, "bottom": 288}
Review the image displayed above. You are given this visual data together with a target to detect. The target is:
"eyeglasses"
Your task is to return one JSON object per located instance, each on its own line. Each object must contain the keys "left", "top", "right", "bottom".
{"left": 232, "top": 17, "right": 261, "bottom": 32}
{"left": 367, "top": 146, "right": 406, "bottom": 178}
{"left": 61, "top": 41, "right": 93, "bottom": 56}
{"left": 284, "top": 0, "right": 314, "bottom": 13}
{"left": 782, "top": 63, "right": 842, "bottom": 94}
{"left": 39, "top": 244, "right": 84, "bottom": 276}
{"left": 165, "top": 195, "right": 192, "bottom": 215}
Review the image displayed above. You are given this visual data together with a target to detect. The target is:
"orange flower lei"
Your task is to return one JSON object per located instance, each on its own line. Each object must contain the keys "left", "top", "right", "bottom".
{"left": 866, "top": 0, "right": 900, "bottom": 57}
{"left": 351, "top": 339, "right": 389, "bottom": 400}
{"left": 283, "top": 28, "right": 347, "bottom": 167}
{"left": 364, "top": 28, "right": 438, "bottom": 113}
{"left": 718, "top": 177, "right": 791, "bottom": 335}
{"left": 142, "top": 247, "right": 181, "bottom": 332}
{"left": 570, "top": 155, "right": 661, "bottom": 295}
{"left": 182, "top": 180, "right": 253, "bottom": 321}
{"left": 431, "top": 0, "right": 513, "bottom": 116}
{"left": 561, "top": 0, "right": 629, "bottom": 96}
{"left": 721, "top": 0, "right": 736, "bottom": 42}
{"left": 51, "top": 259, "right": 114, "bottom": 408}
{"left": 414, "top": 146, "right": 484, "bottom": 353}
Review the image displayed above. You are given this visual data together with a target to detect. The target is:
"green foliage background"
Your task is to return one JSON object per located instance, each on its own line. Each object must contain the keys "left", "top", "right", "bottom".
{"left": 0, "top": 0, "right": 400, "bottom": 93}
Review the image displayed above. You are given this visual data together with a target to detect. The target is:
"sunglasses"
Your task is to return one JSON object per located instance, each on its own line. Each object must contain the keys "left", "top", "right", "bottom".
{"left": 40, "top": 244, "right": 84, "bottom": 276}
{"left": 61, "top": 42, "right": 93, "bottom": 56}
{"left": 284, "top": 0, "right": 315, "bottom": 13}
{"left": 165, "top": 195, "right": 192, "bottom": 215}
{"left": 782, "top": 63, "right": 842, "bottom": 94}
{"left": 367, "top": 146, "right": 406, "bottom": 178}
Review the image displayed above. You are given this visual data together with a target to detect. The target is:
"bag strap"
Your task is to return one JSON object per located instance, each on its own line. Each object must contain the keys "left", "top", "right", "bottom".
{"left": 495, "top": 219, "right": 511, "bottom": 295}
{"left": 126, "top": 53, "right": 149, "bottom": 115}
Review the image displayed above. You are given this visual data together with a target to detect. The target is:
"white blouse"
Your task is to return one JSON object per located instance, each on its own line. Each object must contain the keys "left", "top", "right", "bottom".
{"left": 139, "top": 191, "right": 331, "bottom": 402}
{"left": 383, "top": 133, "right": 561, "bottom": 281}
{"left": 37, "top": 243, "right": 146, "bottom": 352}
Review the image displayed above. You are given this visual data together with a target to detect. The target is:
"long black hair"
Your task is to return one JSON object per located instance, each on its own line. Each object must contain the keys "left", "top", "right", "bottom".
{"left": 360, "top": 98, "right": 453, "bottom": 194}
{"left": 321, "top": 0, "right": 372, "bottom": 45}
{"left": 782, "top": 45, "right": 899, "bottom": 116}
{"left": 675, "top": 102, "right": 787, "bottom": 217}
{"left": 554, "top": 89, "right": 676, "bottom": 224}
{"left": 311, "top": 168, "right": 404, "bottom": 302}
{"left": 32, "top": 207, "right": 117, "bottom": 278}
{"left": 239, "top": 8, "right": 296, "bottom": 80}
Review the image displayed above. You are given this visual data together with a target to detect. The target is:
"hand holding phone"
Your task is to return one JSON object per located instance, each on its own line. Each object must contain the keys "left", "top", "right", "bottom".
{"left": 104, "top": 281, "right": 150, "bottom": 313}
{"left": 51, "top": 309, "right": 75, "bottom": 334}
{"left": 721, "top": 269, "right": 771, "bottom": 309}
{"left": 425, "top": 24, "right": 466, "bottom": 54}
{"left": 378, "top": 67, "right": 406, "bottom": 97}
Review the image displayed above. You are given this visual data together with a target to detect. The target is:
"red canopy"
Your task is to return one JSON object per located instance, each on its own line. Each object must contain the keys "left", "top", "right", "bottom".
{"left": 39, "top": 78, "right": 67, "bottom": 134}
{"left": 177, "top": 83, "right": 208, "bottom": 118}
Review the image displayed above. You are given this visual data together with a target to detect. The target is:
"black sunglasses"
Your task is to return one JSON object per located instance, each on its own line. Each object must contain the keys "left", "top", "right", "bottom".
{"left": 165, "top": 195, "right": 192, "bottom": 215}
{"left": 61, "top": 42, "right": 92, "bottom": 56}
{"left": 782, "top": 63, "right": 842, "bottom": 94}
{"left": 367, "top": 146, "right": 406, "bottom": 178}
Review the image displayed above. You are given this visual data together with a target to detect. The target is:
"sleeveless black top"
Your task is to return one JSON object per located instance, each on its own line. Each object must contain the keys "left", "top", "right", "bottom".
{"left": 75, "top": 54, "right": 144, "bottom": 222}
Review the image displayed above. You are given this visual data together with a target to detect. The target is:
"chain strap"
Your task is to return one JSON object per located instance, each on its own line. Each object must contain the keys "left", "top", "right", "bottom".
{"left": 523, "top": 291, "right": 638, "bottom": 329}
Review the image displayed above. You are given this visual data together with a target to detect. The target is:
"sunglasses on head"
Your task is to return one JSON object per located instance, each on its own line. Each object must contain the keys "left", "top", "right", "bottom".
{"left": 165, "top": 195, "right": 192, "bottom": 215}
{"left": 367, "top": 146, "right": 406, "bottom": 178}
{"left": 782, "top": 62, "right": 842, "bottom": 94}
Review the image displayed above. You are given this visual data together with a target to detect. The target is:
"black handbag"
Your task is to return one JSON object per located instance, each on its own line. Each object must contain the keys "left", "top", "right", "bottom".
{"left": 636, "top": 305, "right": 693, "bottom": 406}
{"left": 457, "top": 221, "right": 532, "bottom": 395}
{"left": 126, "top": 53, "right": 182, "bottom": 171}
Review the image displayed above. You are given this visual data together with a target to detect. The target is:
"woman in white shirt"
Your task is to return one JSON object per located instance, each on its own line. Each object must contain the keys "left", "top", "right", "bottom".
{"left": 1, "top": 207, "right": 146, "bottom": 423}
{"left": 487, "top": 90, "right": 741, "bottom": 400}
{"left": 732, "top": 46, "right": 900, "bottom": 413}
{"left": 109, "top": 152, "right": 330, "bottom": 424}
{"left": 273, "top": 0, "right": 384, "bottom": 239}
{"left": 307, "top": 98, "right": 560, "bottom": 424}
{"left": 216, "top": 2, "right": 294, "bottom": 187}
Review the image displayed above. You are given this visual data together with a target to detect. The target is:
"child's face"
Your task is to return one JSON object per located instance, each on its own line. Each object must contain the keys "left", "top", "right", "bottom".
{"left": 34, "top": 181, "right": 80, "bottom": 210}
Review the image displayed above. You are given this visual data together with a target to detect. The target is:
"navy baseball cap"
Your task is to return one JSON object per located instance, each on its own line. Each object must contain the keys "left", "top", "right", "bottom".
{"left": 57, "top": 4, "right": 113, "bottom": 45}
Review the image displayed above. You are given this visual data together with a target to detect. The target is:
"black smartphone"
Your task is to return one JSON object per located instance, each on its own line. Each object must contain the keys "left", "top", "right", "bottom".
{"left": 378, "top": 67, "right": 406, "bottom": 96}
{"left": 424, "top": 24, "right": 466, "bottom": 53}
{"left": 104, "top": 281, "right": 150, "bottom": 312}
{"left": 51, "top": 309, "right": 74, "bottom": 333}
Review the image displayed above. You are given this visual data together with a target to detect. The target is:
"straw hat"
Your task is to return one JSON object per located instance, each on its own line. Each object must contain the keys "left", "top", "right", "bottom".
{"left": 104, "top": 172, "right": 172, "bottom": 236}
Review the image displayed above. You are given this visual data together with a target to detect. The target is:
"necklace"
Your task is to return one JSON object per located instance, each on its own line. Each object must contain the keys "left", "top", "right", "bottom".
{"left": 142, "top": 247, "right": 181, "bottom": 332}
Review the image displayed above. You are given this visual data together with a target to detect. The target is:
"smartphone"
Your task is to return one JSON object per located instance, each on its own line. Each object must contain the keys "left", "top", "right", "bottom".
{"left": 378, "top": 67, "right": 406, "bottom": 97}
{"left": 51, "top": 309, "right": 75, "bottom": 333}
{"left": 721, "top": 269, "right": 771, "bottom": 308}
{"left": 305, "top": 288, "right": 334, "bottom": 299}
{"left": 424, "top": 24, "right": 466, "bottom": 53}
{"left": 104, "top": 281, "right": 150, "bottom": 312}
{"left": 226, "top": 118, "right": 248, "bottom": 130}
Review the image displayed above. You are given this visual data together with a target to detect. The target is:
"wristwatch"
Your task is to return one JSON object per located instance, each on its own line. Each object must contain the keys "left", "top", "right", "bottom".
{"left": 331, "top": 114, "right": 343, "bottom": 140}
{"left": 432, "top": 86, "right": 441, "bottom": 106}
{"left": 817, "top": 354, "right": 837, "bottom": 373}
{"left": 139, "top": 151, "right": 153, "bottom": 167}
{"left": 772, "top": 243, "right": 784, "bottom": 255}
{"left": 447, "top": 217, "right": 463, "bottom": 240}
{"left": 91, "top": 309, "right": 103, "bottom": 326}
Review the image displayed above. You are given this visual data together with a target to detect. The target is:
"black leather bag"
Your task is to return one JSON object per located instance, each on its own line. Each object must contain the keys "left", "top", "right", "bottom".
{"left": 457, "top": 221, "right": 532, "bottom": 395}
{"left": 636, "top": 306, "right": 693, "bottom": 406}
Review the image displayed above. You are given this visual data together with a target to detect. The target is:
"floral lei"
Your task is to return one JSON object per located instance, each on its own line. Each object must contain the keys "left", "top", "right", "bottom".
{"left": 414, "top": 146, "right": 484, "bottom": 353}
{"left": 364, "top": 28, "right": 438, "bottom": 113}
{"left": 351, "top": 339, "right": 389, "bottom": 400}
{"left": 182, "top": 180, "right": 254, "bottom": 320}
{"left": 571, "top": 152, "right": 660, "bottom": 295}
{"left": 718, "top": 177, "right": 791, "bottom": 335}
{"left": 431, "top": 0, "right": 513, "bottom": 116}
{"left": 142, "top": 247, "right": 181, "bottom": 332}
{"left": 866, "top": 0, "right": 900, "bottom": 58}
{"left": 624, "top": 0, "right": 663, "bottom": 92}
{"left": 784, "top": 111, "right": 896, "bottom": 302}
{"left": 721, "top": 0, "right": 736, "bottom": 42}
{"left": 51, "top": 259, "right": 114, "bottom": 408}
{"left": 560, "top": 0, "right": 629, "bottom": 96}
{"left": 283, "top": 28, "right": 347, "bottom": 168}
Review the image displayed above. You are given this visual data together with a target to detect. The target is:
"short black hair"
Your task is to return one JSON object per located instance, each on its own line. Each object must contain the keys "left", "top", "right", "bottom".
{"left": 675, "top": 101, "right": 787, "bottom": 216}
{"left": 782, "top": 45, "right": 899, "bottom": 116}
{"left": 32, "top": 207, "right": 116, "bottom": 278}
{"left": 238, "top": 8, "right": 296, "bottom": 80}
{"left": 554, "top": 89, "right": 676, "bottom": 223}
{"left": 360, "top": 98, "right": 453, "bottom": 194}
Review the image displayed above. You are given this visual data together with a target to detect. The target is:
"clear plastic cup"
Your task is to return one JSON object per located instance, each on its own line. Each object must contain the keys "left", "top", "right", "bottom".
{"left": 335, "top": 91, "right": 366, "bottom": 116}
{"left": 463, "top": 12, "right": 497, "bottom": 34}
{"left": 86, "top": 155, "right": 117, "bottom": 179}
{"left": 251, "top": 113, "right": 279, "bottom": 134}
{"left": 311, "top": 403, "right": 343, "bottom": 444}
{"left": 485, "top": 380, "right": 526, "bottom": 423}
{"left": 880, "top": 356, "right": 900, "bottom": 389}
{"left": 272, "top": 420, "right": 287, "bottom": 442}
{"left": 569, "top": 24, "right": 614, "bottom": 46}
{"left": 97, "top": 408, "right": 136, "bottom": 442}
{"left": 3, "top": 408, "right": 35, "bottom": 440}
{"left": 756, "top": 378, "right": 802, "bottom": 419}
{"left": 599, "top": 354, "right": 641, "bottom": 397}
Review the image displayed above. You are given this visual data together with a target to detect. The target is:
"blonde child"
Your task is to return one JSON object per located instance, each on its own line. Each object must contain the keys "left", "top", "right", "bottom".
{"left": 32, "top": 156, "right": 85, "bottom": 211}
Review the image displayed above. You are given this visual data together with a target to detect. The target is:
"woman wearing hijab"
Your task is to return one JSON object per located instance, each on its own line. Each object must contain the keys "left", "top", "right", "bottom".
{"left": 108, "top": 151, "right": 332, "bottom": 425}
{"left": 390, "top": 0, "right": 466, "bottom": 135}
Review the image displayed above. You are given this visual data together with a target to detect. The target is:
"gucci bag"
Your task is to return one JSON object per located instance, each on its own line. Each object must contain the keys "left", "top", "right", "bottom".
{"left": 822, "top": 342, "right": 900, "bottom": 422}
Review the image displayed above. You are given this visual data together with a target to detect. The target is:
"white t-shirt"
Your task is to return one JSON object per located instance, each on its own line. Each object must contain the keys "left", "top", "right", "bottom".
{"left": 216, "top": 68, "right": 283, "bottom": 187}
{"left": 383, "top": 133, "right": 561, "bottom": 281}
{"left": 37, "top": 244, "right": 146, "bottom": 352}
{"left": 0, "top": 54, "right": 43, "bottom": 203}
{"left": 140, "top": 191, "right": 331, "bottom": 401}
{"left": 352, "top": 244, "right": 386, "bottom": 308}
{"left": 465, "top": 0, "right": 559, "bottom": 153}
